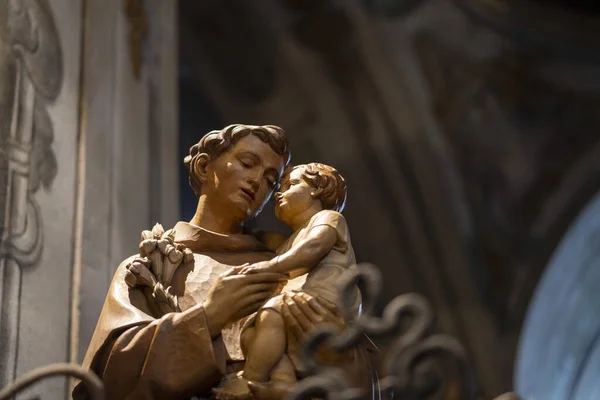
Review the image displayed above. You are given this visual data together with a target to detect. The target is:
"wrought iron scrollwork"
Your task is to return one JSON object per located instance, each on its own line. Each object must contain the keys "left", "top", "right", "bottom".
{"left": 288, "top": 263, "right": 476, "bottom": 400}
{"left": 0, "top": 363, "right": 104, "bottom": 400}
{"left": 0, "top": 263, "right": 477, "bottom": 399}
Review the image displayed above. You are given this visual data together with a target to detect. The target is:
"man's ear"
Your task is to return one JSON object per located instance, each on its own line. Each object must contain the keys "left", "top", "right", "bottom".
{"left": 193, "top": 153, "right": 211, "bottom": 183}
{"left": 310, "top": 187, "right": 323, "bottom": 199}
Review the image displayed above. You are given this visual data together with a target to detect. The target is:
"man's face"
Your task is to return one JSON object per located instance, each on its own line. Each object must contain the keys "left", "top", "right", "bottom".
{"left": 202, "top": 134, "right": 286, "bottom": 222}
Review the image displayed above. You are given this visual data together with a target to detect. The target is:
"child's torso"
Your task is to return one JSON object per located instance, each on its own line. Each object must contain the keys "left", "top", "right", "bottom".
{"left": 277, "top": 210, "right": 360, "bottom": 314}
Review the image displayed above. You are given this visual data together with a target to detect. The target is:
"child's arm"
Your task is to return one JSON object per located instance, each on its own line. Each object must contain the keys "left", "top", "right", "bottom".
{"left": 253, "top": 230, "right": 288, "bottom": 252}
{"left": 242, "top": 225, "right": 337, "bottom": 278}
{"left": 270, "top": 225, "right": 337, "bottom": 277}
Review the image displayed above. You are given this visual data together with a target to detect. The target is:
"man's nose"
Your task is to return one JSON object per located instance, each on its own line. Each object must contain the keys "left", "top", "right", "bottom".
{"left": 247, "top": 175, "right": 260, "bottom": 192}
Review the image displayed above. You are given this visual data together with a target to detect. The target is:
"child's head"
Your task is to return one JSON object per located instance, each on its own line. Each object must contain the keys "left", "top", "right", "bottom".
{"left": 275, "top": 163, "right": 347, "bottom": 223}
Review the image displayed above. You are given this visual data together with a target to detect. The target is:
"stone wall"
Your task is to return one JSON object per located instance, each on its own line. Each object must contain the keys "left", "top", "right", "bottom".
{"left": 0, "top": 0, "right": 82, "bottom": 397}
{"left": 77, "top": 0, "right": 179, "bottom": 368}
{"left": 0, "top": 0, "right": 178, "bottom": 398}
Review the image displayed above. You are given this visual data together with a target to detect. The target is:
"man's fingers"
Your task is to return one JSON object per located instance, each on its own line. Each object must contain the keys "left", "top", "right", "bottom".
{"left": 240, "top": 301, "right": 267, "bottom": 316}
{"left": 285, "top": 296, "right": 312, "bottom": 332}
{"left": 301, "top": 293, "right": 329, "bottom": 316}
{"left": 314, "top": 295, "right": 343, "bottom": 318}
{"left": 238, "top": 295, "right": 272, "bottom": 317}
{"left": 290, "top": 293, "right": 323, "bottom": 324}
{"left": 241, "top": 267, "right": 259, "bottom": 275}
{"left": 242, "top": 272, "right": 288, "bottom": 284}
{"left": 282, "top": 304, "right": 305, "bottom": 341}
{"left": 240, "top": 292, "right": 271, "bottom": 309}
{"left": 296, "top": 293, "right": 345, "bottom": 330}
{"left": 222, "top": 265, "right": 245, "bottom": 277}
{"left": 242, "top": 283, "right": 280, "bottom": 295}
{"left": 299, "top": 292, "right": 343, "bottom": 320}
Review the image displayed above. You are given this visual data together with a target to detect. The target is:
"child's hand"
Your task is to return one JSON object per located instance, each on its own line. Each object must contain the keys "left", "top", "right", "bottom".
{"left": 240, "top": 261, "right": 273, "bottom": 275}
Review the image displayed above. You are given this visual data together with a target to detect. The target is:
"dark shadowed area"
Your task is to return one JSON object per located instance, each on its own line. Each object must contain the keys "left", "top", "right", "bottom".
{"left": 176, "top": 0, "right": 600, "bottom": 398}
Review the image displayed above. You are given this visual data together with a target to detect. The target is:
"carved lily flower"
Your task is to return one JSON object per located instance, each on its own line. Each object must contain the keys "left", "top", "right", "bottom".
{"left": 141, "top": 230, "right": 154, "bottom": 241}
{"left": 153, "top": 282, "right": 168, "bottom": 304}
{"left": 139, "top": 238, "right": 157, "bottom": 257}
{"left": 165, "top": 286, "right": 179, "bottom": 311}
{"left": 151, "top": 223, "right": 165, "bottom": 239}
{"left": 182, "top": 248, "right": 194, "bottom": 264}
{"left": 149, "top": 238, "right": 167, "bottom": 279}
{"left": 163, "top": 249, "right": 183, "bottom": 286}
{"left": 162, "top": 229, "right": 176, "bottom": 244}
{"left": 124, "top": 270, "right": 138, "bottom": 288}
{"left": 152, "top": 282, "right": 180, "bottom": 314}
{"left": 128, "top": 261, "right": 156, "bottom": 288}
{"left": 129, "top": 225, "right": 193, "bottom": 314}
{"left": 168, "top": 249, "right": 183, "bottom": 264}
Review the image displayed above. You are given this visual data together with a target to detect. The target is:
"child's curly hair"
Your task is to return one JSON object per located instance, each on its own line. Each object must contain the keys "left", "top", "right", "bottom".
{"left": 284, "top": 163, "right": 347, "bottom": 212}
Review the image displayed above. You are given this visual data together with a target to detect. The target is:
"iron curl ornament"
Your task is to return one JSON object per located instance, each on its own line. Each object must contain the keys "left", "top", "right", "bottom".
{"left": 287, "top": 263, "right": 477, "bottom": 400}
{"left": 0, "top": 263, "right": 520, "bottom": 399}
{"left": 0, "top": 363, "right": 104, "bottom": 400}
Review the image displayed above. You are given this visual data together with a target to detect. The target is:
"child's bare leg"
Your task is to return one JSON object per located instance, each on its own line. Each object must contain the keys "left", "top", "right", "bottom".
{"left": 248, "top": 355, "right": 297, "bottom": 399}
{"left": 269, "top": 353, "right": 297, "bottom": 384}
{"left": 240, "top": 326, "right": 256, "bottom": 356}
{"left": 243, "top": 309, "right": 286, "bottom": 382}
{"left": 213, "top": 310, "right": 286, "bottom": 400}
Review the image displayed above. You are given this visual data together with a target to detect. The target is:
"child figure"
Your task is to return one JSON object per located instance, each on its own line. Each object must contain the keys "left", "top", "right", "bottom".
{"left": 213, "top": 163, "right": 361, "bottom": 400}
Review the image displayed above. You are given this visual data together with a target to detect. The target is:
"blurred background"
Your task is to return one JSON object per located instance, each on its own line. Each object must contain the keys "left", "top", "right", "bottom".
{"left": 1, "top": 0, "right": 600, "bottom": 399}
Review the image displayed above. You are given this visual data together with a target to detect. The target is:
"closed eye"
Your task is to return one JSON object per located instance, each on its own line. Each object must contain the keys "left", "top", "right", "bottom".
{"left": 240, "top": 159, "right": 253, "bottom": 168}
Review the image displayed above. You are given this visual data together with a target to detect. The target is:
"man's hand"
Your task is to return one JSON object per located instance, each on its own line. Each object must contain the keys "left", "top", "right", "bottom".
{"left": 281, "top": 292, "right": 353, "bottom": 365}
{"left": 204, "top": 266, "right": 287, "bottom": 338}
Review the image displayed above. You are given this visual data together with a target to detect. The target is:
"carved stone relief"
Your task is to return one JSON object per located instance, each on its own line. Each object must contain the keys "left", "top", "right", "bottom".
{"left": 0, "top": 0, "right": 63, "bottom": 388}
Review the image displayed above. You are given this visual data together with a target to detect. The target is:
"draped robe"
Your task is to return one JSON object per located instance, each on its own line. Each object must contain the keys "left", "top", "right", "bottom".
{"left": 73, "top": 222, "right": 378, "bottom": 399}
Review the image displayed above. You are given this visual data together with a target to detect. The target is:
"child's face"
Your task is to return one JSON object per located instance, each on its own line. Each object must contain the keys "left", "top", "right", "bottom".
{"left": 274, "top": 167, "right": 316, "bottom": 223}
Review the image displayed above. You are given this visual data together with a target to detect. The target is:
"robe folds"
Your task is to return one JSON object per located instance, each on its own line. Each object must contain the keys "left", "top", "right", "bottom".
{"left": 73, "top": 222, "right": 379, "bottom": 400}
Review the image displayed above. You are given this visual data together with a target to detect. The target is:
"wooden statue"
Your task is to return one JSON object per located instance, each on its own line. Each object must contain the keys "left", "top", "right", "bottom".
{"left": 213, "top": 163, "right": 361, "bottom": 399}
{"left": 73, "top": 125, "right": 377, "bottom": 400}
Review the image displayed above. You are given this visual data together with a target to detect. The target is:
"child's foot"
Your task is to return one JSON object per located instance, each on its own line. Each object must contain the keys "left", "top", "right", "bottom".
{"left": 248, "top": 381, "right": 291, "bottom": 400}
{"left": 212, "top": 373, "right": 252, "bottom": 400}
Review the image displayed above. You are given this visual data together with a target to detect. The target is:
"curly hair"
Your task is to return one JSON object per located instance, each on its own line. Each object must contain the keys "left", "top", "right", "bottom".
{"left": 284, "top": 163, "right": 347, "bottom": 212}
{"left": 184, "top": 124, "right": 291, "bottom": 197}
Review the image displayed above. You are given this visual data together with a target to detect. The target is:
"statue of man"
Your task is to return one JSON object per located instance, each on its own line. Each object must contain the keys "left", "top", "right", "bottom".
{"left": 74, "top": 124, "right": 378, "bottom": 399}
